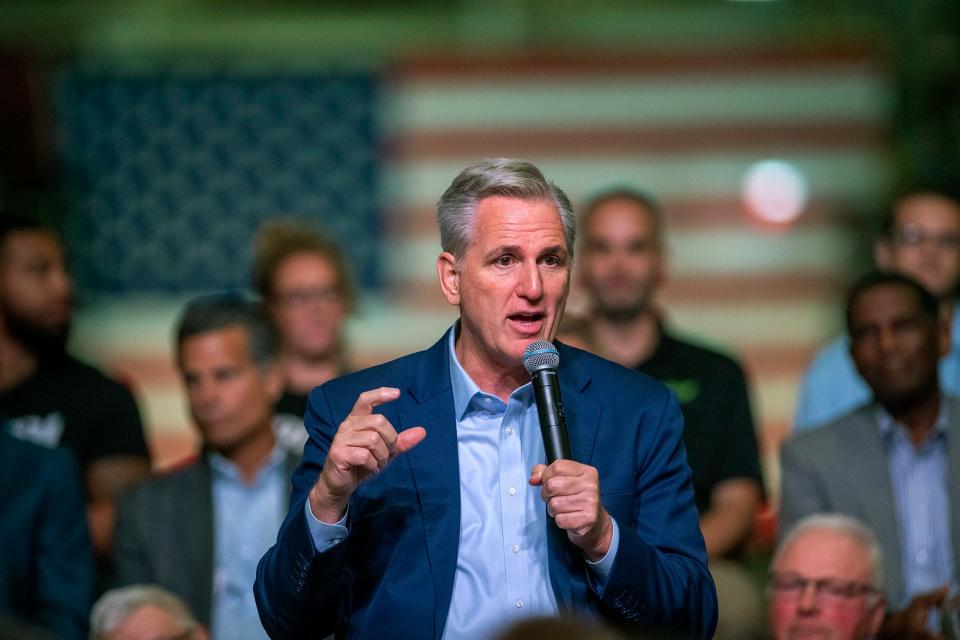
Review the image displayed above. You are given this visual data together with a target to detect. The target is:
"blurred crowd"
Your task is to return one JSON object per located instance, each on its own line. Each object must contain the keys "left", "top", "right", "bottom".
{"left": 2, "top": 177, "right": 960, "bottom": 639}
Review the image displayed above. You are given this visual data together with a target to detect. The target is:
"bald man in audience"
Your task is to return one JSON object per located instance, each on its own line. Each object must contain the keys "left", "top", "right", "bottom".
{"left": 577, "top": 188, "right": 764, "bottom": 639}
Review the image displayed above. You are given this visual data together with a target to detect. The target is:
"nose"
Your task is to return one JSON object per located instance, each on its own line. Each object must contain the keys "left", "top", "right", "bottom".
{"left": 191, "top": 379, "right": 220, "bottom": 412}
{"left": 876, "top": 327, "right": 898, "bottom": 355}
{"left": 516, "top": 260, "right": 544, "bottom": 301}
{"left": 796, "top": 581, "right": 820, "bottom": 614}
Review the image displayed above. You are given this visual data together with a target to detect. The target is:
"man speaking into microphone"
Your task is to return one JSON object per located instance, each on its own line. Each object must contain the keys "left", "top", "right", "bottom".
{"left": 255, "top": 159, "right": 716, "bottom": 639}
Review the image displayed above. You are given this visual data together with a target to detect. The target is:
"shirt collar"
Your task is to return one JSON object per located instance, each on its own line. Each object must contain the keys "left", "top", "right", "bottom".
{"left": 208, "top": 442, "right": 286, "bottom": 484}
{"left": 447, "top": 322, "right": 532, "bottom": 421}
{"left": 875, "top": 397, "right": 949, "bottom": 445}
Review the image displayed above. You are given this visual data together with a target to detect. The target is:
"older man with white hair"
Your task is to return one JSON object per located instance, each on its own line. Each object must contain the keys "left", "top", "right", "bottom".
{"left": 90, "top": 585, "right": 209, "bottom": 640}
{"left": 768, "top": 514, "right": 886, "bottom": 640}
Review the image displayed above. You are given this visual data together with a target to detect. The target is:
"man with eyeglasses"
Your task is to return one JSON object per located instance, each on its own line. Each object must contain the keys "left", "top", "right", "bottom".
{"left": 769, "top": 514, "right": 886, "bottom": 640}
{"left": 781, "top": 271, "right": 960, "bottom": 638}
{"left": 795, "top": 188, "right": 960, "bottom": 431}
{"left": 90, "top": 585, "right": 209, "bottom": 640}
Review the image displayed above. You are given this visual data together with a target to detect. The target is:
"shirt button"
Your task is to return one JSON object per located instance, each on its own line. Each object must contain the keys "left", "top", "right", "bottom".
{"left": 508, "top": 487, "right": 516, "bottom": 496}
{"left": 484, "top": 397, "right": 492, "bottom": 404}
{"left": 512, "top": 544, "right": 520, "bottom": 553}
{"left": 515, "top": 600, "right": 524, "bottom": 608}
{"left": 505, "top": 426, "right": 514, "bottom": 436}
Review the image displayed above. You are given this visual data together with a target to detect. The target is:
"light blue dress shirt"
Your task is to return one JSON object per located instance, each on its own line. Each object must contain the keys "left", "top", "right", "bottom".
{"left": 305, "top": 326, "right": 618, "bottom": 639}
{"left": 210, "top": 448, "right": 287, "bottom": 640}
{"left": 794, "top": 302, "right": 960, "bottom": 431}
{"left": 876, "top": 404, "right": 957, "bottom": 613}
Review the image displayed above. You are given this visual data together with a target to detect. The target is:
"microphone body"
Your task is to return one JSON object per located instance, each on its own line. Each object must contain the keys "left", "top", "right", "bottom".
{"left": 523, "top": 341, "right": 572, "bottom": 464}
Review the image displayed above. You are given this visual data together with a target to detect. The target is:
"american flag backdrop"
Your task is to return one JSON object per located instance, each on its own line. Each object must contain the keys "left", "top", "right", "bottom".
{"left": 62, "top": 47, "right": 893, "bottom": 505}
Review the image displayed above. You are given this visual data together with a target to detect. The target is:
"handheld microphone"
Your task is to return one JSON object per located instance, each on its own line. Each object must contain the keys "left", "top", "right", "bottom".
{"left": 522, "top": 340, "right": 571, "bottom": 464}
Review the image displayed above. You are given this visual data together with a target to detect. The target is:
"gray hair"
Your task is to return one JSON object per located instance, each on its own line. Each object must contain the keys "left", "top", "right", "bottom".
{"left": 436, "top": 158, "right": 576, "bottom": 263}
{"left": 773, "top": 513, "right": 884, "bottom": 590}
{"left": 175, "top": 294, "right": 279, "bottom": 369}
{"left": 90, "top": 585, "right": 199, "bottom": 640}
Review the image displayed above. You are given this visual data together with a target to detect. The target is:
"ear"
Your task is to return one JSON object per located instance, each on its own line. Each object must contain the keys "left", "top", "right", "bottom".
{"left": 867, "top": 596, "right": 886, "bottom": 637}
{"left": 874, "top": 238, "right": 894, "bottom": 270}
{"left": 437, "top": 252, "right": 460, "bottom": 306}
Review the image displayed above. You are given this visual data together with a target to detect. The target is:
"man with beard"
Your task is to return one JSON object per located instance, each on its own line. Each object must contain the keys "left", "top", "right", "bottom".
{"left": 0, "top": 214, "right": 150, "bottom": 570}
{"left": 781, "top": 271, "right": 960, "bottom": 639}
{"left": 768, "top": 514, "right": 886, "bottom": 640}
{"left": 577, "top": 188, "right": 764, "bottom": 639}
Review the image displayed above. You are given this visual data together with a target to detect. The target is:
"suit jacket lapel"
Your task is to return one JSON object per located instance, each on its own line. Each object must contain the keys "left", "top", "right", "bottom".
{"left": 401, "top": 331, "right": 460, "bottom": 638}
{"left": 547, "top": 346, "right": 602, "bottom": 610}
{"left": 184, "top": 459, "right": 215, "bottom": 623}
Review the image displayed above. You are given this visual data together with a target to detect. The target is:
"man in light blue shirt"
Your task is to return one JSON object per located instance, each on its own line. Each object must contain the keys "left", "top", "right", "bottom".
{"left": 113, "top": 296, "right": 300, "bottom": 640}
{"left": 255, "top": 159, "right": 716, "bottom": 638}
{"left": 795, "top": 188, "right": 960, "bottom": 431}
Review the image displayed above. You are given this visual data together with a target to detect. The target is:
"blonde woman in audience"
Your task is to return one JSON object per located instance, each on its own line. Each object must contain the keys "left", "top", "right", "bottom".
{"left": 253, "top": 219, "right": 355, "bottom": 452}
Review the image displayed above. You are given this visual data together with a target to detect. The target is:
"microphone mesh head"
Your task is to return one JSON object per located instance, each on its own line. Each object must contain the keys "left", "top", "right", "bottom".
{"left": 522, "top": 340, "right": 560, "bottom": 374}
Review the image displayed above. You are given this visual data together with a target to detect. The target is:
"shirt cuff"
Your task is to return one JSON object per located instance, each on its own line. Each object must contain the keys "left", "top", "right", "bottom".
{"left": 585, "top": 518, "right": 620, "bottom": 589}
{"left": 303, "top": 499, "right": 349, "bottom": 552}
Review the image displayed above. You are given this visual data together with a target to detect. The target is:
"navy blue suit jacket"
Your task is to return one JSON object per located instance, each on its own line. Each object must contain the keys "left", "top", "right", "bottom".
{"left": 0, "top": 430, "right": 93, "bottom": 639}
{"left": 255, "top": 331, "right": 717, "bottom": 638}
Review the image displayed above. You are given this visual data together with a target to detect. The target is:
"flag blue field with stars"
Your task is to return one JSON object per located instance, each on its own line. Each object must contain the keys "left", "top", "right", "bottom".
{"left": 54, "top": 67, "right": 381, "bottom": 295}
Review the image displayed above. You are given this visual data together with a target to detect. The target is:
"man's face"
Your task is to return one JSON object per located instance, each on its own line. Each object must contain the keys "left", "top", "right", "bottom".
{"left": 878, "top": 194, "right": 960, "bottom": 298}
{"left": 105, "top": 604, "right": 208, "bottom": 640}
{"left": 0, "top": 230, "right": 73, "bottom": 353}
{"left": 178, "top": 325, "right": 281, "bottom": 455}
{"left": 267, "top": 252, "right": 346, "bottom": 360}
{"left": 769, "top": 529, "right": 884, "bottom": 640}
{"left": 848, "top": 283, "right": 947, "bottom": 409}
{"left": 578, "top": 198, "right": 662, "bottom": 320}
{"left": 438, "top": 196, "right": 570, "bottom": 372}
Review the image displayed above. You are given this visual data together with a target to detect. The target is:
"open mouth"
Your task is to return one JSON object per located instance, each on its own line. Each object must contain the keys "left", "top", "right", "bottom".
{"left": 508, "top": 312, "right": 545, "bottom": 333}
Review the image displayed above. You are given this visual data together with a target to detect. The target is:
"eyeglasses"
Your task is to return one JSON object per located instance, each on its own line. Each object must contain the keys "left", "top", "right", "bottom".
{"left": 769, "top": 572, "right": 880, "bottom": 606}
{"left": 273, "top": 286, "right": 342, "bottom": 308}
{"left": 153, "top": 626, "right": 201, "bottom": 640}
{"left": 889, "top": 224, "right": 960, "bottom": 250}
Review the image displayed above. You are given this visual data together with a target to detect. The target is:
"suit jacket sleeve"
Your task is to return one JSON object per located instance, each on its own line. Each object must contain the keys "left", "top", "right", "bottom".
{"left": 779, "top": 435, "right": 830, "bottom": 538}
{"left": 596, "top": 389, "right": 718, "bottom": 637}
{"left": 254, "top": 384, "right": 349, "bottom": 639}
{"left": 36, "top": 448, "right": 94, "bottom": 640}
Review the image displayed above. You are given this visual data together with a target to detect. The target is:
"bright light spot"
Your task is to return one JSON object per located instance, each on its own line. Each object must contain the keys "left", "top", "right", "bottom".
{"left": 742, "top": 160, "right": 809, "bottom": 225}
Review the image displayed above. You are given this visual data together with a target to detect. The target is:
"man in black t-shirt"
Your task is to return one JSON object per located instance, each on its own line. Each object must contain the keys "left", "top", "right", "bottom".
{"left": 0, "top": 214, "right": 150, "bottom": 569}
{"left": 578, "top": 189, "right": 765, "bottom": 640}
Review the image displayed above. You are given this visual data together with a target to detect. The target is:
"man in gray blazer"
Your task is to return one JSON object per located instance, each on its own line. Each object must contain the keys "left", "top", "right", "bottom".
{"left": 781, "top": 271, "right": 960, "bottom": 639}
{"left": 113, "top": 296, "right": 299, "bottom": 640}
